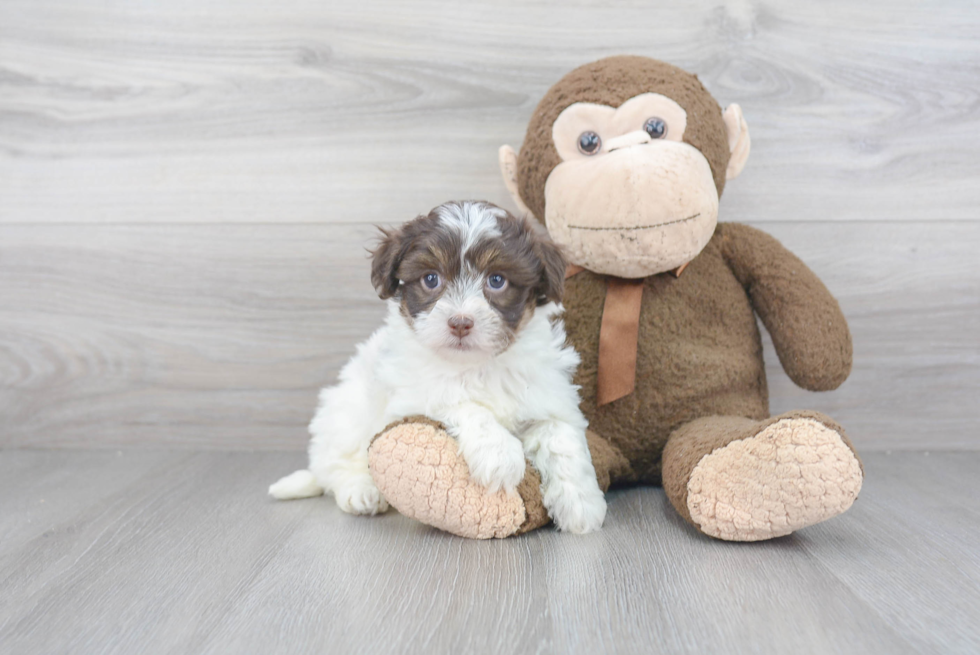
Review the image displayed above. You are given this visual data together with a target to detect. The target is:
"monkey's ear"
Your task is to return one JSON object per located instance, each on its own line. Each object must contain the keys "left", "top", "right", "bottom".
{"left": 498, "top": 145, "right": 535, "bottom": 220}
{"left": 723, "top": 104, "right": 751, "bottom": 181}
{"left": 532, "top": 232, "right": 567, "bottom": 306}
{"left": 370, "top": 227, "right": 404, "bottom": 300}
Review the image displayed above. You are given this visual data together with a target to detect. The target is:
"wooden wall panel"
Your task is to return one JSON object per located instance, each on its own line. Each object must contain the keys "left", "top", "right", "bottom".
{"left": 1, "top": 221, "right": 976, "bottom": 450}
{"left": 1, "top": 0, "right": 977, "bottom": 450}
{"left": 1, "top": 0, "right": 978, "bottom": 224}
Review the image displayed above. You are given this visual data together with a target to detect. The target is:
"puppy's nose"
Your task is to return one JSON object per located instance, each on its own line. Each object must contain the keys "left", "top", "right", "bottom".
{"left": 448, "top": 315, "right": 474, "bottom": 338}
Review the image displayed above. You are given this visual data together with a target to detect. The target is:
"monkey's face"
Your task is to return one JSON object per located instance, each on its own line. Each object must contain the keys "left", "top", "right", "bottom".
{"left": 544, "top": 93, "right": 719, "bottom": 278}
{"left": 499, "top": 57, "right": 751, "bottom": 280}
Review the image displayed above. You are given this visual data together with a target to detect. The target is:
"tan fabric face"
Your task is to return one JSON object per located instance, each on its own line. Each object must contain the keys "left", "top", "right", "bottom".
{"left": 551, "top": 93, "right": 688, "bottom": 161}
{"left": 544, "top": 140, "right": 719, "bottom": 278}
{"left": 516, "top": 57, "right": 733, "bottom": 221}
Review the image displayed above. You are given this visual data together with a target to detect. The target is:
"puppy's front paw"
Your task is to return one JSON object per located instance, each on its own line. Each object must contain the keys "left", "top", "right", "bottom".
{"left": 545, "top": 483, "right": 607, "bottom": 534}
{"left": 464, "top": 436, "right": 526, "bottom": 495}
{"left": 334, "top": 478, "right": 390, "bottom": 516}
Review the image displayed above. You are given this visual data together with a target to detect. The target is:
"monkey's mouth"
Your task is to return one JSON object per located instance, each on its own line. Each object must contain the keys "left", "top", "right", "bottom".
{"left": 566, "top": 212, "right": 700, "bottom": 231}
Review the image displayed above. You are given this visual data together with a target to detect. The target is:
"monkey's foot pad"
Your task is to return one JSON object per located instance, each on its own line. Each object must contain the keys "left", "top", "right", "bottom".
{"left": 368, "top": 421, "right": 526, "bottom": 539}
{"left": 687, "top": 418, "right": 863, "bottom": 541}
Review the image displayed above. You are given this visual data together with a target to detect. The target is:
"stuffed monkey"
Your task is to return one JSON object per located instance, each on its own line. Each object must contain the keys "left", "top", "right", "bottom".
{"left": 367, "top": 56, "right": 863, "bottom": 541}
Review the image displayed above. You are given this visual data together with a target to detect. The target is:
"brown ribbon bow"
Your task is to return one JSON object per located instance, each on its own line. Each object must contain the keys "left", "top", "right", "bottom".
{"left": 566, "top": 262, "right": 688, "bottom": 406}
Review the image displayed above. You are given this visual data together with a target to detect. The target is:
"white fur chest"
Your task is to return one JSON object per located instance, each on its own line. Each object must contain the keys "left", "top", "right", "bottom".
{"left": 373, "top": 303, "right": 580, "bottom": 434}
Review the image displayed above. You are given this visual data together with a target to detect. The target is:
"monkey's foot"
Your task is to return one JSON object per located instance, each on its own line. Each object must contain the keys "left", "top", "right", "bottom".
{"left": 367, "top": 417, "right": 549, "bottom": 539}
{"left": 682, "top": 413, "right": 864, "bottom": 541}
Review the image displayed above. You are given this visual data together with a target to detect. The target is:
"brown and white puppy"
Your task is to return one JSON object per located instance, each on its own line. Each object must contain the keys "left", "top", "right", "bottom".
{"left": 371, "top": 200, "right": 566, "bottom": 359}
{"left": 270, "top": 201, "right": 607, "bottom": 535}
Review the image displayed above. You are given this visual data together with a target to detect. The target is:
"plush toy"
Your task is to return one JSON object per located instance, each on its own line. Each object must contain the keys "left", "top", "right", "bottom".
{"left": 367, "top": 56, "right": 863, "bottom": 541}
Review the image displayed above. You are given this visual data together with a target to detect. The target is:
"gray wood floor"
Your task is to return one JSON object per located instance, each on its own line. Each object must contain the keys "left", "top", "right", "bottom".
{"left": 1, "top": 449, "right": 978, "bottom": 655}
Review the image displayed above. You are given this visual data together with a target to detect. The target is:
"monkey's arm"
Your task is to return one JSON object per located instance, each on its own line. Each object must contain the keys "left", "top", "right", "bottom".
{"left": 718, "top": 222, "right": 852, "bottom": 391}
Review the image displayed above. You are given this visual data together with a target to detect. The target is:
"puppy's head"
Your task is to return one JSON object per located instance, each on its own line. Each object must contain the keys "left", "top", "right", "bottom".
{"left": 371, "top": 201, "right": 566, "bottom": 359}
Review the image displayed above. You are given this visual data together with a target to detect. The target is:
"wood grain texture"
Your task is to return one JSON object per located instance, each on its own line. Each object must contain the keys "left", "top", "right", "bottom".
{"left": 1, "top": 0, "right": 978, "bottom": 452}
{"left": 1, "top": 0, "right": 979, "bottom": 224}
{"left": 801, "top": 452, "right": 980, "bottom": 654}
{"left": 1, "top": 221, "right": 977, "bottom": 450}
{"left": 0, "top": 449, "right": 977, "bottom": 654}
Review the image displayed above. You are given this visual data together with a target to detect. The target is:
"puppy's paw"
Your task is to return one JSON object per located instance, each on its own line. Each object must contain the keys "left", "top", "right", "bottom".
{"left": 545, "top": 483, "right": 607, "bottom": 534}
{"left": 334, "top": 478, "right": 390, "bottom": 516}
{"left": 464, "top": 436, "right": 526, "bottom": 495}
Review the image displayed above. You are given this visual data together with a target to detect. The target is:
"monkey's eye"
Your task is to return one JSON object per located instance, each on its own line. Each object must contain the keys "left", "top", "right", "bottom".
{"left": 486, "top": 274, "right": 507, "bottom": 291}
{"left": 577, "top": 131, "right": 601, "bottom": 155}
{"left": 422, "top": 272, "right": 441, "bottom": 290}
{"left": 644, "top": 117, "right": 667, "bottom": 139}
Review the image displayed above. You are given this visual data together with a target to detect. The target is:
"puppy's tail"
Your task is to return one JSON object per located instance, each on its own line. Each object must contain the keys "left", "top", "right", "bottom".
{"left": 268, "top": 469, "right": 324, "bottom": 500}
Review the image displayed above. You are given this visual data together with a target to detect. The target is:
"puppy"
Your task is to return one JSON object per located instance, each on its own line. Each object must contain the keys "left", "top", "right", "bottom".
{"left": 269, "top": 201, "right": 606, "bottom": 534}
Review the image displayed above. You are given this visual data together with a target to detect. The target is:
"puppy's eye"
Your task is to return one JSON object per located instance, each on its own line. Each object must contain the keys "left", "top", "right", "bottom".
{"left": 643, "top": 117, "right": 667, "bottom": 139}
{"left": 486, "top": 274, "right": 507, "bottom": 291}
{"left": 577, "top": 131, "right": 601, "bottom": 155}
{"left": 422, "top": 272, "right": 441, "bottom": 290}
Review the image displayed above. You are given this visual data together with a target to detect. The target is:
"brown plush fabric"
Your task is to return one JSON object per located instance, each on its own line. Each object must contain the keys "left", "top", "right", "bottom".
{"left": 517, "top": 56, "right": 731, "bottom": 222}
{"left": 585, "top": 428, "right": 635, "bottom": 492}
{"left": 563, "top": 222, "right": 852, "bottom": 484}
{"left": 372, "top": 415, "right": 447, "bottom": 443}
{"left": 719, "top": 223, "right": 853, "bottom": 390}
{"left": 662, "top": 415, "right": 761, "bottom": 527}
{"left": 514, "top": 463, "right": 549, "bottom": 535}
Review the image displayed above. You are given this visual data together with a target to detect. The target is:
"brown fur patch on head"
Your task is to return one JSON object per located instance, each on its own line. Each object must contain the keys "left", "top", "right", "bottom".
{"left": 373, "top": 202, "right": 567, "bottom": 337}
{"left": 383, "top": 211, "right": 464, "bottom": 321}
{"left": 370, "top": 225, "right": 408, "bottom": 299}
{"left": 532, "top": 229, "right": 567, "bottom": 305}
{"left": 370, "top": 212, "right": 460, "bottom": 307}
{"left": 465, "top": 212, "right": 566, "bottom": 333}
{"left": 517, "top": 56, "right": 731, "bottom": 221}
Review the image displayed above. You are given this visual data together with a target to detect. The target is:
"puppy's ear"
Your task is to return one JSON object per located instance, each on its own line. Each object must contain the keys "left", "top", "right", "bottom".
{"left": 370, "top": 226, "right": 405, "bottom": 299}
{"left": 532, "top": 229, "right": 567, "bottom": 306}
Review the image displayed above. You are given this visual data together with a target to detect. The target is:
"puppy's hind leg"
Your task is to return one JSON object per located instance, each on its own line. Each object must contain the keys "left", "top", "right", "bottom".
{"left": 306, "top": 387, "right": 391, "bottom": 515}
{"left": 282, "top": 326, "right": 391, "bottom": 514}
{"left": 269, "top": 469, "right": 324, "bottom": 500}
{"left": 314, "top": 452, "right": 390, "bottom": 516}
